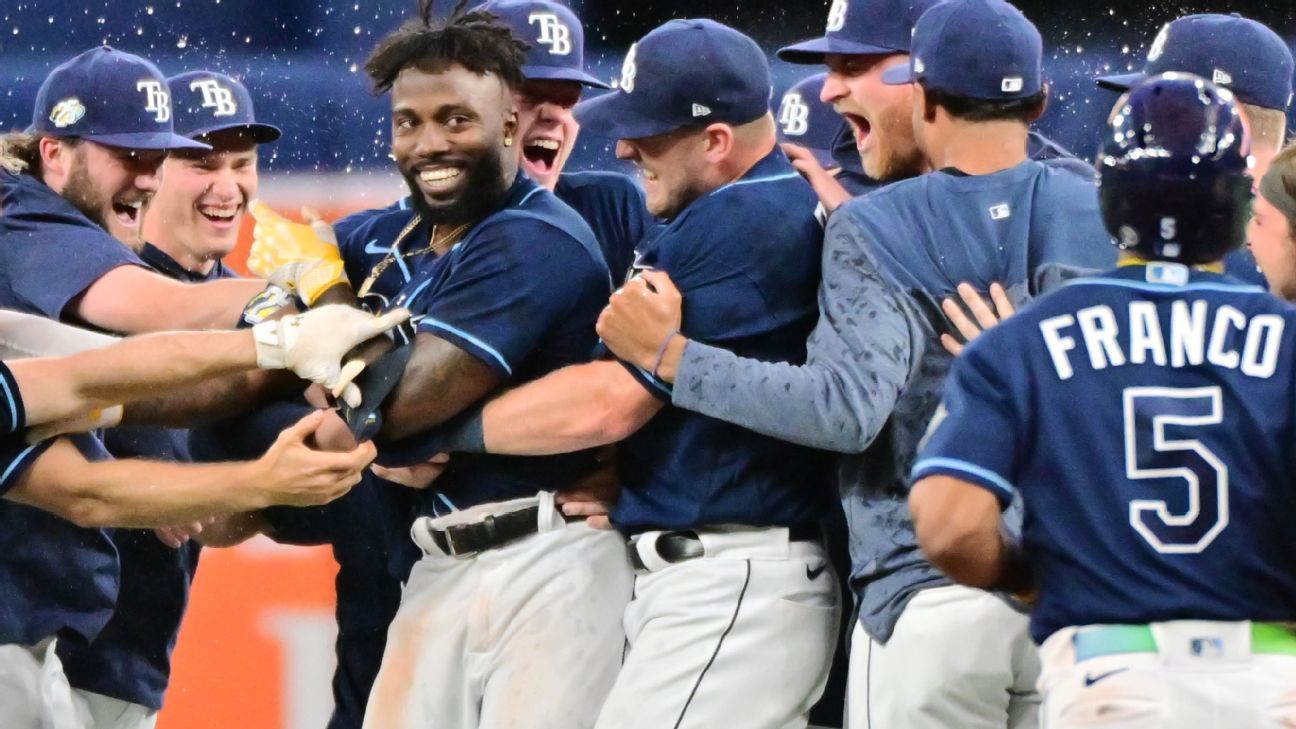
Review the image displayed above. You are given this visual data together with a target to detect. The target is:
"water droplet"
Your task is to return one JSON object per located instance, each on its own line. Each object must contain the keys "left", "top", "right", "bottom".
{"left": 176, "top": 35, "right": 188, "bottom": 48}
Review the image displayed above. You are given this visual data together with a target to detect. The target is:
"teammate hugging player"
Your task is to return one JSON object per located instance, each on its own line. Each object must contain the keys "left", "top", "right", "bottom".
{"left": 911, "top": 73, "right": 1296, "bottom": 728}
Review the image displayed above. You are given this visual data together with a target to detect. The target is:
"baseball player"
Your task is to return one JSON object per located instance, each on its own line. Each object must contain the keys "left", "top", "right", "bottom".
{"left": 52, "top": 70, "right": 284, "bottom": 729}
{"left": 242, "top": 11, "right": 630, "bottom": 729}
{"left": 1094, "top": 13, "right": 1294, "bottom": 287}
{"left": 1249, "top": 145, "right": 1296, "bottom": 300}
{"left": 404, "top": 19, "right": 842, "bottom": 729}
{"left": 0, "top": 303, "right": 398, "bottom": 729}
{"left": 333, "top": 0, "right": 655, "bottom": 288}
{"left": 909, "top": 72, "right": 1296, "bottom": 728}
{"left": 594, "top": 1, "right": 1117, "bottom": 727}
{"left": 776, "top": 0, "right": 1091, "bottom": 214}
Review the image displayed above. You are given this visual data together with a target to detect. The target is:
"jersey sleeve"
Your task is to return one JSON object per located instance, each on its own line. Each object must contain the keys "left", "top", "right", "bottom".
{"left": 910, "top": 336, "right": 1026, "bottom": 508}
{"left": 0, "top": 435, "right": 54, "bottom": 498}
{"left": 0, "top": 224, "right": 144, "bottom": 319}
{"left": 407, "top": 220, "right": 603, "bottom": 379}
{"left": 0, "top": 362, "right": 26, "bottom": 435}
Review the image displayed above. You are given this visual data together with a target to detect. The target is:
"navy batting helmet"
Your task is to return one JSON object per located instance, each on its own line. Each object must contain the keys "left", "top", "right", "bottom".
{"left": 1098, "top": 72, "right": 1252, "bottom": 265}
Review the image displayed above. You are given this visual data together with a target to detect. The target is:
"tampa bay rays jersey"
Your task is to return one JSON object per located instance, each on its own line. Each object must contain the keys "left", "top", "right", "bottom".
{"left": 840, "top": 160, "right": 1117, "bottom": 642}
{"left": 0, "top": 170, "right": 133, "bottom": 645}
{"left": 55, "top": 243, "right": 235, "bottom": 710}
{"left": 914, "top": 263, "right": 1296, "bottom": 643}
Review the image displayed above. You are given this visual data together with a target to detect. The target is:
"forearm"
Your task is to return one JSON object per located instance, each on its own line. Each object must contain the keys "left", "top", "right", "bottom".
{"left": 10, "top": 442, "right": 272, "bottom": 528}
{"left": 671, "top": 340, "right": 901, "bottom": 453}
{"left": 122, "top": 369, "right": 300, "bottom": 428}
{"left": 12, "top": 331, "right": 258, "bottom": 426}
{"left": 482, "top": 360, "right": 658, "bottom": 456}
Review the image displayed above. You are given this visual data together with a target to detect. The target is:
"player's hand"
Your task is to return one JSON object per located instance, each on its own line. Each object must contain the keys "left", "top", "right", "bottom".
{"left": 153, "top": 517, "right": 215, "bottom": 549}
{"left": 247, "top": 201, "right": 348, "bottom": 306}
{"left": 25, "top": 404, "right": 124, "bottom": 443}
{"left": 253, "top": 306, "right": 410, "bottom": 407}
{"left": 251, "top": 410, "right": 377, "bottom": 508}
{"left": 555, "top": 446, "right": 618, "bottom": 529}
{"left": 940, "top": 282, "right": 1016, "bottom": 356}
{"left": 781, "top": 142, "right": 852, "bottom": 215}
{"left": 371, "top": 452, "right": 451, "bottom": 490}
{"left": 598, "top": 270, "right": 683, "bottom": 372}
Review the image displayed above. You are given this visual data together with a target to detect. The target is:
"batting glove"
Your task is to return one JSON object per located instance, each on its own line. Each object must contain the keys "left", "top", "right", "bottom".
{"left": 253, "top": 306, "right": 410, "bottom": 407}
{"left": 247, "top": 200, "right": 348, "bottom": 306}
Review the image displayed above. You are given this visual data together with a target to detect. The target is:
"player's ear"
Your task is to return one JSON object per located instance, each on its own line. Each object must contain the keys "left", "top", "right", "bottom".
{"left": 38, "top": 137, "right": 73, "bottom": 187}
{"left": 702, "top": 123, "right": 734, "bottom": 162}
{"left": 502, "top": 107, "right": 519, "bottom": 147}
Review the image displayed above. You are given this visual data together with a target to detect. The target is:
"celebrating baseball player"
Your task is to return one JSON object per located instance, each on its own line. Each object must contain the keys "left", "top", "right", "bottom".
{"left": 911, "top": 72, "right": 1296, "bottom": 728}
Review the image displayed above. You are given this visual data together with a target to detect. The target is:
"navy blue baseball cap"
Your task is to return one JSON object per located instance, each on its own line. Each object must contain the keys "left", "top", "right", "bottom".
{"left": 574, "top": 19, "right": 770, "bottom": 140}
{"left": 31, "top": 46, "right": 208, "bottom": 150}
{"left": 776, "top": 74, "right": 842, "bottom": 168}
{"left": 1096, "top": 14, "right": 1294, "bottom": 112}
{"left": 482, "top": 0, "right": 609, "bottom": 89}
{"left": 168, "top": 71, "right": 281, "bottom": 143}
{"left": 778, "top": 0, "right": 941, "bottom": 64}
{"left": 881, "top": 0, "right": 1042, "bottom": 101}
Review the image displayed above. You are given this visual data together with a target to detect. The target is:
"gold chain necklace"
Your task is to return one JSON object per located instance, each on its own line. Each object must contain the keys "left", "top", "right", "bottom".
{"left": 357, "top": 217, "right": 471, "bottom": 298}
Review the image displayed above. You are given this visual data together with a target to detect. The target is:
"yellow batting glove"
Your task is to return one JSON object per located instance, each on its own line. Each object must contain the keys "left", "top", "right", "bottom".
{"left": 248, "top": 200, "right": 348, "bottom": 306}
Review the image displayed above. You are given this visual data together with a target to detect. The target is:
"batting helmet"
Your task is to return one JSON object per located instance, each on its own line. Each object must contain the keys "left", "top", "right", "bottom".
{"left": 1098, "top": 72, "right": 1252, "bottom": 265}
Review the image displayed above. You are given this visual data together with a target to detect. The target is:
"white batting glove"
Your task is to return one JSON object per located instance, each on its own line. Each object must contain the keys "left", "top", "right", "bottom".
{"left": 253, "top": 306, "right": 410, "bottom": 407}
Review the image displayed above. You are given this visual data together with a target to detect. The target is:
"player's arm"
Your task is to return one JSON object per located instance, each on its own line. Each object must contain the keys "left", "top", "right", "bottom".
{"left": 474, "top": 359, "right": 663, "bottom": 456}
{"left": 17, "top": 306, "right": 406, "bottom": 431}
{"left": 375, "top": 332, "right": 504, "bottom": 441}
{"left": 69, "top": 265, "right": 271, "bottom": 333}
{"left": 597, "top": 208, "right": 921, "bottom": 453}
{"left": 6, "top": 412, "right": 375, "bottom": 529}
{"left": 908, "top": 475, "right": 1028, "bottom": 591}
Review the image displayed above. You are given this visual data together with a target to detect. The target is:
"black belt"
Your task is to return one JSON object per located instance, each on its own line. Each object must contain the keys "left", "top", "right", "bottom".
{"left": 628, "top": 523, "right": 819, "bottom": 571}
{"left": 426, "top": 505, "right": 582, "bottom": 557}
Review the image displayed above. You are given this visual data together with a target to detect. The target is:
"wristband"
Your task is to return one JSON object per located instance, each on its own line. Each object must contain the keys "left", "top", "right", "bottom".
{"left": 650, "top": 328, "right": 680, "bottom": 380}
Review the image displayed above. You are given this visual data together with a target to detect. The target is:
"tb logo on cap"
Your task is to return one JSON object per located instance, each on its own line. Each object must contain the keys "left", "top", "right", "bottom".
{"left": 190, "top": 78, "right": 238, "bottom": 116}
{"left": 529, "top": 13, "right": 572, "bottom": 56}
{"left": 136, "top": 80, "right": 171, "bottom": 123}
{"left": 778, "top": 93, "right": 810, "bottom": 136}
{"left": 619, "top": 44, "right": 638, "bottom": 93}
{"left": 826, "top": 0, "right": 848, "bottom": 33}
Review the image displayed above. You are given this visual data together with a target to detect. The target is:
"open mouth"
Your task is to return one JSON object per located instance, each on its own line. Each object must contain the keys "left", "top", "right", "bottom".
{"left": 842, "top": 113, "right": 872, "bottom": 150}
{"left": 522, "top": 138, "right": 561, "bottom": 177}
{"left": 112, "top": 200, "right": 143, "bottom": 228}
{"left": 416, "top": 165, "right": 465, "bottom": 195}
{"left": 198, "top": 204, "right": 240, "bottom": 228}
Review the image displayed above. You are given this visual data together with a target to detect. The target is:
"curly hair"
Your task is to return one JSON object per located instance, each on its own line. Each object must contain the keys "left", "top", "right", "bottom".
{"left": 365, "top": 0, "right": 528, "bottom": 94}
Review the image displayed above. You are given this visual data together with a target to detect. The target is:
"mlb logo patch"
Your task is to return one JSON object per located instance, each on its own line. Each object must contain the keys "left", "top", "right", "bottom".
{"left": 989, "top": 203, "right": 1011, "bottom": 220}
{"left": 1190, "top": 637, "right": 1224, "bottom": 658}
{"left": 1001, "top": 77, "right": 1024, "bottom": 94}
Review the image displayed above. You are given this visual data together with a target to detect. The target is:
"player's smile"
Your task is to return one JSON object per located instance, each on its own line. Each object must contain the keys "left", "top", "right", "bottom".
{"left": 414, "top": 162, "right": 467, "bottom": 197}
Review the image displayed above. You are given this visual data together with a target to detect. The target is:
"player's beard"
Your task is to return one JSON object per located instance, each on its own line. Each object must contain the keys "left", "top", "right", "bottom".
{"left": 402, "top": 144, "right": 511, "bottom": 227}
{"left": 61, "top": 159, "right": 110, "bottom": 231}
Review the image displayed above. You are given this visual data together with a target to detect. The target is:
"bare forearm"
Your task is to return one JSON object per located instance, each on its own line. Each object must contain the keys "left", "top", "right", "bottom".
{"left": 123, "top": 369, "right": 300, "bottom": 428}
{"left": 12, "top": 331, "right": 257, "bottom": 426}
{"left": 378, "top": 333, "right": 501, "bottom": 442}
{"left": 9, "top": 443, "right": 270, "bottom": 528}
{"left": 482, "top": 361, "right": 659, "bottom": 456}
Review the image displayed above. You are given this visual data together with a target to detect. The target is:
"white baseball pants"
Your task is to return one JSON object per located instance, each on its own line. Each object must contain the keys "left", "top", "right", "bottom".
{"left": 1038, "top": 621, "right": 1296, "bottom": 729}
{"left": 0, "top": 639, "right": 81, "bottom": 729}
{"left": 362, "top": 492, "right": 633, "bottom": 729}
{"left": 846, "top": 584, "right": 1041, "bottom": 729}
{"left": 594, "top": 526, "right": 840, "bottom": 729}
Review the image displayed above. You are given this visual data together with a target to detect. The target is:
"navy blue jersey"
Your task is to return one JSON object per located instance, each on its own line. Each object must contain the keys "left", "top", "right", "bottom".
{"left": 0, "top": 433, "right": 115, "bottom": 645}
{"left": 0, "top": 170, "right": 132, "bottom": 645}
{"left": 0, "top": 171, "right": 144, "bottom": 319}
{"left": 1225, "top": 248, "right": 1268, "bottom": 287}
{"left": 56, "top": 243, "right": 232, "bottom": 709}
{"left": 380, "top": 175, "right": 611, "bottom": 549}
{"left": 914, "top": 263, "right": 1296, "bottom": 643}
{"left": 553, "top": 171, "right": 656, "bottom": 285}
{"left": 190, "top": 401, "right": 400, "bottom": 729}
{"left": 611, "top": 149, "right": 832, "bottom": 534}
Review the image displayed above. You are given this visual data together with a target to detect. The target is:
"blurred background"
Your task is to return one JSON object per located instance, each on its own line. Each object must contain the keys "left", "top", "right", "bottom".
{"left": 0, "top": 0, "right": 1290, "bottom": 727}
